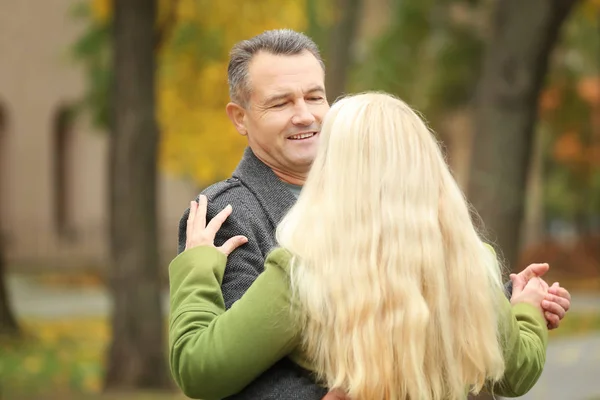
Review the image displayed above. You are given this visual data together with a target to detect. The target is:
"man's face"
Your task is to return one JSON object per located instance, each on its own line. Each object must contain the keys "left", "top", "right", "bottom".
{"left": 230, "top": 51, "right": 329, "bottom": 180}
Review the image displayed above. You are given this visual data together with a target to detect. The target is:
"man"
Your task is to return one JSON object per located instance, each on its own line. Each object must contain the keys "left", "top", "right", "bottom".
{"left": 175, "top": 29, "right": 570, "bottom": 399}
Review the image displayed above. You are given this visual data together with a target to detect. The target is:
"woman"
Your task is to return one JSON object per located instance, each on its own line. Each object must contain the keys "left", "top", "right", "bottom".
{"left": 169, "top": 92, "right": 548, "bottom": 400}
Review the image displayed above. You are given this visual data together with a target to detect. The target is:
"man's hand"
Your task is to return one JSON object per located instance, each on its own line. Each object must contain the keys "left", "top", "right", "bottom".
{"left": 543, "top": 282, "right": 571, "bottom": 329}
{"left": 322, "top": 389, "right": 350, "bottom": 400}
{"left": 510, "top": 263, "right": 571, "bottom": 329}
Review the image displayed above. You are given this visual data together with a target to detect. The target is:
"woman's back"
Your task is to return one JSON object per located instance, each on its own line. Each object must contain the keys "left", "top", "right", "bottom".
{"left": 276, "top": 93, "right": 516, "bottom": 399}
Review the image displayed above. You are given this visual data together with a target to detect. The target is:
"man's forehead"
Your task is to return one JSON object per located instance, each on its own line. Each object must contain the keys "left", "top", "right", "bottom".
{"left": 248, "top": 51, "right": 324, "bottom": 96}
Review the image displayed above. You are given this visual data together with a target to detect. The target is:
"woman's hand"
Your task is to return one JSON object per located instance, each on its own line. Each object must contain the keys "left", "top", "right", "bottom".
{"left": 510, "top": 273, "right": 549, "bottom": 316}
{"left": 184, "top": 194, "right": 248, "bottom": 255}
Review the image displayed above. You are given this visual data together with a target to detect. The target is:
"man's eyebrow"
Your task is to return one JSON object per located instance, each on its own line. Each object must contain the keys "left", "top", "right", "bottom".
{"left": 263, "top": 86, "right": 326, "bottom": 105}
{"left": 306, "top": 85, "right": 325, "bottom": 94}
{"left": 264, "top": 92, "right": 291, "bottom": 105}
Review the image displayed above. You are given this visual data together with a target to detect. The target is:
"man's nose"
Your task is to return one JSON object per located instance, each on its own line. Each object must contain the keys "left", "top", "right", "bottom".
{"left": 291, "top": 101, "right": 316, "bottom": 126}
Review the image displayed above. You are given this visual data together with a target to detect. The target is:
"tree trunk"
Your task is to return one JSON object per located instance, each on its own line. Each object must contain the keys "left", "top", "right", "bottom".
{"left": 467, "top": 0, "right": 578, "bottom": 274}
{"left": 0, "top": 105, "right": 20, "bottom": 337}
{"left": 522, "top": 125, "right": 546, "bottom": 248}
{"left": 0, "top": 238, "right": 20, "bottom": 337}
{"left": 325, "top": 0, "right": 362, "bottom": 103}
{"left": 104, "top": 0, "right": 171, "bottom": 390}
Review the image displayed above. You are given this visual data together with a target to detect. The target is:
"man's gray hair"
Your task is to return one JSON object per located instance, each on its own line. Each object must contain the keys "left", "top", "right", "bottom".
{"left": 227, "top": 29, "right": 325, "bottom": 107}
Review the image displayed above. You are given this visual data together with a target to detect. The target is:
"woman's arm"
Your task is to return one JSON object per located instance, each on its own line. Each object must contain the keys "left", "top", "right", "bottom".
{"left": 488, "top": 285, "right": 549, "bottom": 397}
{"left": 169, "top": 245, "right": 299, "bottom": 400}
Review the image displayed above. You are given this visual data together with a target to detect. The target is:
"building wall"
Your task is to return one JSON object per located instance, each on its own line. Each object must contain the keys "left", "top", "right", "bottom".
{"left": 0, "top": 0, "right": 199, "bottom": 271}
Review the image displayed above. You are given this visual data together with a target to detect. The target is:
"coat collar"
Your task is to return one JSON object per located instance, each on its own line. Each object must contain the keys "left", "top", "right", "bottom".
{"left": 232, "top": 147, "right": 298, "bottom": 228}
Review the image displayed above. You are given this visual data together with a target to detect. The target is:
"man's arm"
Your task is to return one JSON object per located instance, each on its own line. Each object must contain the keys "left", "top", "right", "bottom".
{"left": 178, "top": 196, "right": 268, "bottom": 309}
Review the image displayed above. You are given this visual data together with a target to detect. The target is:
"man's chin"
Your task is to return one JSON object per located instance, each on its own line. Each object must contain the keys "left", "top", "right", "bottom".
{"left": 290, "top": 154, "right": 316, "bottom": 170}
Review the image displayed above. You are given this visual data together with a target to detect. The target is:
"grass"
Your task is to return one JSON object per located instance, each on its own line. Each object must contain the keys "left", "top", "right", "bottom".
{"left": 0, "top": 318, "right": 182, "bottom": 400}
{"left": 548, "top": 311, "right": 600, "bottom": 338}
{"left": 5, "top": 392, "right": 186, "bottom": 400}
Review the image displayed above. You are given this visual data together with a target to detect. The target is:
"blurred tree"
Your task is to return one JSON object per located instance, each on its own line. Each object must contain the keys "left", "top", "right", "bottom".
{"left": 0, "top": 102, "right": 20, "bottom": 336}
{"left": 0, "top": 106, "right": 20, "bottom": 337}
{"left": 324, "top": 0, "right": 363, "bottom": 102}
{"left": 103, "top": 0, "right": 171, "bottom": 390}
{"left": 349, "top": 0, "right": 488, "bottom": 180}
{"left": 538, "top": 0, "right": 600, "bottom": 235}
{"left": 0, "top": 239, "right": 19, "bottom": 337}
{"left": 71, "top": 0, "right": 308, "bottom": 188}
{"left": 351, "top": 0, "right": 487, "bottom": 116}
{"left": 467, "top": 0, "right": 579, "bottom": 274}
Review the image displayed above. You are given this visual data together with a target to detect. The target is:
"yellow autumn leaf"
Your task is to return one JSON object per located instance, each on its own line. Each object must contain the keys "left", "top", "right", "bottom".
{"left": 83, "top": 373, "right": 102, "bottom": 393}
{"left": 579, "top": 0, "right": 600, "bottom": 21}
{"left": 91, "top": 0, "right": 111, "bottom": 23}
{"left": 22, "top": 355, "right": 43, "bottom": 374}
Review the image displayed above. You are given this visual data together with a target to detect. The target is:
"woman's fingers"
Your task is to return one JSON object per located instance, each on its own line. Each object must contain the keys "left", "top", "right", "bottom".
{"left": 184, "top": 198, "right": 246, "bottom": 254}
{"left": 185, "top": 200, "right": 198, "bottom": 248}
{"left": 206, "top": 204, "right": 233, "bottom": 237}
{"left": 219, "top": 235, "right": 248, "bottom": 255}
{"left": 196, "top": 195, "right": 208, "bottom": 230}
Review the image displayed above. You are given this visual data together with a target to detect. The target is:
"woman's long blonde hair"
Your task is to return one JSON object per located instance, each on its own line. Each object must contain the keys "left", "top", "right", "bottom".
{"left": 276, "top": 92, "right": 506, "bottom": 399}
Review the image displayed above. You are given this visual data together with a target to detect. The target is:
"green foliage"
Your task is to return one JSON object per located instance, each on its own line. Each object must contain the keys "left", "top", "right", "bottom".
{"left": 540, "top": 0, "right": 600, "bottom": 223}
{"left": 429, "top": 23, "right": 483, "bottom": 110}
{"left": 69, "top": 2, "right": 111, "bottom": 130}
{"left": 350, "top": 0, "right": 486, "bottom": 120}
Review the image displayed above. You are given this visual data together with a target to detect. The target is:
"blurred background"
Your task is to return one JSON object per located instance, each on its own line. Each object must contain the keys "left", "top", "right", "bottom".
{"left": 0, "top": 0, "right": 599, "bottom": 399}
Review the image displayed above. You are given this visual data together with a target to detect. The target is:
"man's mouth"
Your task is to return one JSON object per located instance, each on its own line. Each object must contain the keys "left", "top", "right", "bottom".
{"left": 288, "top": 132, "right": 317, "bottom": 140}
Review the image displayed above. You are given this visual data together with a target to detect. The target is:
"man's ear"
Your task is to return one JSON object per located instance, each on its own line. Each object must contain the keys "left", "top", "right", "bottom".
{"left": 226, "top": 102, "right": 248, "bottom": 136}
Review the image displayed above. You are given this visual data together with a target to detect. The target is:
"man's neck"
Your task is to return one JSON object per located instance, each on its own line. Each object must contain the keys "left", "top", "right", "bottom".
{"left": 251, "top": 151, "right": 308, "bottom": 185}
{"left": 272, "top": 169, "right": 306, "bottom": 186}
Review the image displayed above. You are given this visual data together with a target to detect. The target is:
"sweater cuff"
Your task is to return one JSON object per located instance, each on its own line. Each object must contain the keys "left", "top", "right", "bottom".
{"left": 512, "top": 302, "right": 548, "bottom": 330}
{"left": 169, "top": 246, "right": 228, "bottom": 284}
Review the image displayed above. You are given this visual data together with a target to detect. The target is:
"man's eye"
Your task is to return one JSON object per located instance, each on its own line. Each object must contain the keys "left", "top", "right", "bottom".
{"left": 272, "top": 102, "right": 286, "bottom": 108}
{"left": 308, "top": 97, "right": 323, "bottom": 101}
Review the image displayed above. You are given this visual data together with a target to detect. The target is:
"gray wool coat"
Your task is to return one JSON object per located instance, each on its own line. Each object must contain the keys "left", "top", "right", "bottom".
{"left": 177, "top": 147, "right": 327, "bottom": 400}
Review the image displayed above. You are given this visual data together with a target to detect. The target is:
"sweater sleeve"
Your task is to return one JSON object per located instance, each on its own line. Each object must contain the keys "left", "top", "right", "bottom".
{"left": 168, "top": 246, "right": 300, "bottom": 400}
{"left": 487, "top": 296, "right": 549, "bottom": 397}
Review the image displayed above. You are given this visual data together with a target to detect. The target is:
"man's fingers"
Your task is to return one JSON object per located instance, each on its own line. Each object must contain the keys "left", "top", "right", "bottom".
{"left": 547, "top": 287, "right": 571, "bottom": 312}
{"left": 206, "top": 204, "right": 233, "bottom": 236}
{"left": 321, "top": 389, "right": 349, "bottom": 400}
{"left": 541, "top": 298, "right": 566, "bottom": 321}
{"left": 219, "top": 235, "right": 248, "bottom": 255}
{"left": 545, "top": 312, "right": 560, "bottom": 330}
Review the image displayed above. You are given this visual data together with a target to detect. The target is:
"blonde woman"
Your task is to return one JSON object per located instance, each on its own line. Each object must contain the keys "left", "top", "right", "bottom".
{"left": 169, "top": 92, "right": 549, "bottom": 400}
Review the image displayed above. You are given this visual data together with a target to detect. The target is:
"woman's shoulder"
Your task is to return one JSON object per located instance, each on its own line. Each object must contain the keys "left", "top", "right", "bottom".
{"left": 265, "top": 247, "right": 294, "bottom": 274}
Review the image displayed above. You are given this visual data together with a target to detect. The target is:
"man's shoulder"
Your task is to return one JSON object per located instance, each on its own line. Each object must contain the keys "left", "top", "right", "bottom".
{"left": 201, "top": 177, "right": 253, "bottom": 208}
{"left": 199, "top": 177, "right": 269, "bottom": 223}
{"left": 201, "top": 177, "right": 244, "bottom": 201}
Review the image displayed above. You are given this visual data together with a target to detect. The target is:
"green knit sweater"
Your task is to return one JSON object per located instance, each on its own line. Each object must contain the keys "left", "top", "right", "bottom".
{"left": 169, "top": 246, "right": 548, "bottom": 400}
